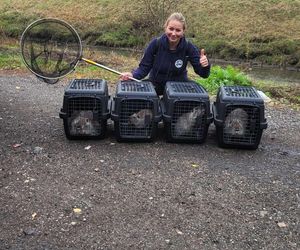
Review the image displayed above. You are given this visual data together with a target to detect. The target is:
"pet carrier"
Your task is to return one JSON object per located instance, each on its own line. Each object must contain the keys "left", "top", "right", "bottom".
{"left": 161, "top": 81, "right": 213, "bottom": 143}
{"left": 110, "top": 81, "right": 161, "bottom": 142}
{"left": 213, "top": 85, "right": 268, "bottom": 149}
{"left": 59, "top": 79, "right": 110, "bottom": 139}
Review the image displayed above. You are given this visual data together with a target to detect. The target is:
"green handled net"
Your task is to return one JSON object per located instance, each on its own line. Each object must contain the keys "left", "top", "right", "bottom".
{"left": 21, "top": 18, "right": 82, "bottom": 81}
{"left": 21, "top": 18, "right": 141, "bottom": 83}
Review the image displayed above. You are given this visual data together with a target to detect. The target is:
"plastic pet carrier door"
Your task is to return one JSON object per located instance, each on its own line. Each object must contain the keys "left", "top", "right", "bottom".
{"left": 213, "top": 86, "right": 267, "bottom": 149}
{"left": 111, "top": 81, "right": 161, "bottom": 142}
{"left": 59, "top": 79, "right": 110, "bottom": 139}
{"left": 161, "top": 81, "right": 213, "bottom": 143}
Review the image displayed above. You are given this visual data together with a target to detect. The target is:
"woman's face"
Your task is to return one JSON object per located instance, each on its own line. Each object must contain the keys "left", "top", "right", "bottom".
{"left": 165, "top": 20, "right": 184, "bottom": 45}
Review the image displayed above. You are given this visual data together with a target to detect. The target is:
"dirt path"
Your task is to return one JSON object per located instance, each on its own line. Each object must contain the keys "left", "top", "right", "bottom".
{"left": 0, "top": 72, "right": 299, "bottom": 249}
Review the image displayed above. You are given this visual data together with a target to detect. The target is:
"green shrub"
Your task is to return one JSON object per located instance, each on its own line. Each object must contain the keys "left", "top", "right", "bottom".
{"left": 195, "top": 65, "right": 252, "bottom": 94}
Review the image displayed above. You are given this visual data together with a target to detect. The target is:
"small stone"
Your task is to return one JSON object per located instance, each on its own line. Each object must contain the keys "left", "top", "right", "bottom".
{"left": 176, "top": 229, "right": 183, "bottom": 235}
{"left": 268, "top": 102, "right": 275, "bottom": 107}
{"left": 94, "top": 168, "right": 100, "bottom": 172}
{"left": 71, "top": 222, "right": 77, "bottom": 226}
{"left": 270, "top": 130, "right": 276, "bottom": 139}
{"left": 279, "top": 151, "right": 289, "bottom": 156}
{"left": 13, "top": 143, "right": 22, "bottom": 148}
{"left": 23, "top": 228, "right": 37, "bottom": 236}
{"left": 33, "top": 147, "right": 43, "bottom": 154}
{"left": 277, "top": 222, "right": 287, "bottom": 228}
{"left": 149, "top": 197, "right": 154, "bottom": 200}
{"left": 260, "top": 211, "right": 268, "bottom": 217}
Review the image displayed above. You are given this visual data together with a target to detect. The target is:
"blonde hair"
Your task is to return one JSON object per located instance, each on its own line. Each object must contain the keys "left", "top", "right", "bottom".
{"left": 164, "top": 12, "right": 186, "bottom": 30}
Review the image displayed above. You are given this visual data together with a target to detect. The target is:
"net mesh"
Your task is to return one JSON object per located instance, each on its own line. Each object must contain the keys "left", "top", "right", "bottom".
{"left": 21, "top": 19, "right": 82, "bottom": 79}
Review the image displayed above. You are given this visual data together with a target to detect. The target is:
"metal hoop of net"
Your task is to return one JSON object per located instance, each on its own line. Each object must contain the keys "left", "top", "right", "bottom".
{"left": 20, "top": 18, "right": 82, "bottom": 81}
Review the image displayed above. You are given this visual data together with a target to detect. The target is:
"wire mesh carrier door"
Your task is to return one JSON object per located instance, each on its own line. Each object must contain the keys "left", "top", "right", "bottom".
{"left": 59, "top": 79, "right": 110, "bottom": 140}
{"left": 161, "top": 81, "right": 213, "bottom": 143}
{"left": 111, "top": 81, "right": 162, "bottom": 142}
{"left": 213, "top": 85, "right": 268, "bottom": 149}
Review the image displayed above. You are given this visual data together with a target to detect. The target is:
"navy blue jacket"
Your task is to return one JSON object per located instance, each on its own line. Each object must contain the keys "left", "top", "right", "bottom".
{"left": 132, "top": 34, "right": 210, "bottom": 85}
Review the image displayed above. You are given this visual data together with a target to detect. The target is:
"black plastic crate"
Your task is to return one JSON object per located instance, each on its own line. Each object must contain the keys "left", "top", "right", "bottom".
{"left": 59, "top": 79, "right": 110, "bottom": 139}
{"left": 161, "top": 81, "right": 213, "bottom": 143}
{"left": 110, "top": 81, "right": 161, "bottom": 142}
{"left": 213, "top": 85, "right": 268, "bottom": 149}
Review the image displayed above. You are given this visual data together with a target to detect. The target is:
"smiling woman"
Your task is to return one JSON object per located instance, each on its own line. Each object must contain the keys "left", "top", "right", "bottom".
{"left": 120, "top": 12, "right": 211, "bottom": 95}
{"left": 164, "top": 13, "right": 185, "bottom": 49}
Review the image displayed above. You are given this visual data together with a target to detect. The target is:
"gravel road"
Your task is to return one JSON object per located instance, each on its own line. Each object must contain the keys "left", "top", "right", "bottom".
{"left": 0, "top": 72, "right": 299, "bottom": 249}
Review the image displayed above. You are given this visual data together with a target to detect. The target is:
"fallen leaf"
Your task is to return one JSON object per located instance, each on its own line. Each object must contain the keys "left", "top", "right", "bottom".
{"left": 32, "top": 212, "right": 37, "bottom": 220}
{"left": 13, "top": 143, "right": 22, "bottom": 148}
{"left": 176, "top": 229, "right": 183, "bottom": 235}
{"left": 16, "top": 86, "right": 21, "bottom": 90}
{"left": 73, "top": 208, "right": 82, "bottom": 214}
{"left": 191, "top": 164, "right": 199, "bottom": 168}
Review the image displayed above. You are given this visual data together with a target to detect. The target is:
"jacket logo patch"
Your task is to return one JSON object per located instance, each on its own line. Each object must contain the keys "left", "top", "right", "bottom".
{"left": 175, "top": 59, "right": 183, "bottom": 68}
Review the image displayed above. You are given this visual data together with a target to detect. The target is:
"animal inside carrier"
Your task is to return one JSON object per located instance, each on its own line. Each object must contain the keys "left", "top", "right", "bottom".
{"left": 213, "top": 85, "right": 268, "bottom": 149}
{"left": 59, "top": 79, "right": 110, "bottom": 139}
{"left": 110, "top": 81, "right": 161, "bottom": 142}
{"left": 161, "top": 81, "right": 213, "bottom": 143}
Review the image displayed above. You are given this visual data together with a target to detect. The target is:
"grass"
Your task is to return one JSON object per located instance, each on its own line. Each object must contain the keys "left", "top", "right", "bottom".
{"left": 0, "top": 0, "right": 299, "bottom": 66}
{"left": 0, "top": 37, "right": 28, "bottom": 70}
{"left": 0, "top": 55, "right": 21, "bottom": 69}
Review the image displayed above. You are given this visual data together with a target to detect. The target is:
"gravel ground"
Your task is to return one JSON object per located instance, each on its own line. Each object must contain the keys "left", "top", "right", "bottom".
{"left": 0, "top": 72, "right": 299, "bottom": 250}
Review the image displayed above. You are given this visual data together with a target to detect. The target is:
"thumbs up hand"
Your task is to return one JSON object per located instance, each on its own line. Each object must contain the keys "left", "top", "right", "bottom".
{"left": 200, "top": 49, "right": 209, "bottom": 67}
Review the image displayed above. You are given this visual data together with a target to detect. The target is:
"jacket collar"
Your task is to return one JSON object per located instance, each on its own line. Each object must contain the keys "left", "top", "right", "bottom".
{"left": 161, "top": 34, "right": 186, "bottom": 51}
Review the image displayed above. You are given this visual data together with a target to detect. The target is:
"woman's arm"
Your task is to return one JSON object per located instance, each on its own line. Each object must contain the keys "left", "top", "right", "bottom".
{"left": 132, "top": 38, "right": 158, "bottom": 80}
{"left": 120, "top": 38, "right": 158, "bottom": 81}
